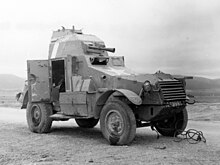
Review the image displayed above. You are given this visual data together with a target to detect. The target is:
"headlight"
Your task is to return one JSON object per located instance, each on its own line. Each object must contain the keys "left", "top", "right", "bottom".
{"left": 143, "top": 81, "right": 151, "bottom": 92}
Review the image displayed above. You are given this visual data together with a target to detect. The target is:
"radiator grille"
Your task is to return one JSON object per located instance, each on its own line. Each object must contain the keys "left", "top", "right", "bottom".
{"left": 158, "top": 80, "right": 186, "bottom": 102}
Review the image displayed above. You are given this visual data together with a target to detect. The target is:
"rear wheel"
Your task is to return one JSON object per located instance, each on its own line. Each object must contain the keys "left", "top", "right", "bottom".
{"left": 154, "top": 108, "right": 188, "bottom": 136}
{"left": 100, "top": 100, "right": 136, "bottom": 145}
{"left": 26, "top": 103, "right": 53, "bottom": 133}
{"left": 75, "top": 118, "right": 99, "bottom": 128}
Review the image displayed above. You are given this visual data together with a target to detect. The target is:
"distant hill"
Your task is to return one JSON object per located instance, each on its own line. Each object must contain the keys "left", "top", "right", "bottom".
{"left": 182, "top": 76, "right": 220, "bottom": 98}
{"left": 0, "top": 73, "right": 219, "bottom": 94}
{"left": 0, "top": 74, "right": 25, "bottom": 90}
{"left": 186, "top": 77, "right": 220, "bottom": 90}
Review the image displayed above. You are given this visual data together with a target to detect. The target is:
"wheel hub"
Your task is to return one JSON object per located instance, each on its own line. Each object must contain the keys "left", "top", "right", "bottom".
{"left": 106, "top": 110, "right": 124, "bottom": 135}
{"left": 31, "top": 105, "right": 41, "bottom": 126}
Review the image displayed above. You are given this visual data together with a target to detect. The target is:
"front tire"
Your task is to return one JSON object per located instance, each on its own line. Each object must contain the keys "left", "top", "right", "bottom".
{"left": 100, "top": 100, "right": 136, "bottom": 145}
{"left": 26, "top": 103, "right": 53, "bottom": 133}
{"left": 75, "top": 118, "right": 99, "bottom": 128}
{"left": 154, "top": 108, "right": 188, "bottom": 136}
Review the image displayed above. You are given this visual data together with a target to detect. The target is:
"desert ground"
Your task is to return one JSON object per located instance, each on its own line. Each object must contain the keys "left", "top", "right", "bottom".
{"left": 0, "top": 102, "right": 220, "bottom": 165}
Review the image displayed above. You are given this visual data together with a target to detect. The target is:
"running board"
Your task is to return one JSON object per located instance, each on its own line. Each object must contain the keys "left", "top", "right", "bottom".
{"left": 50, "top": 113, "right": 71, "bottom": 121}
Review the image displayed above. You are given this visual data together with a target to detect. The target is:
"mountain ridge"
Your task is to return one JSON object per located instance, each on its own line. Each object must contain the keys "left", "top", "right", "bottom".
{"left": 0, "top": 74, "right": 25, "bottom": 90}
{"left": 185, "top": 76, "right": 220, "bottom": 90}
{"left": 0, "top": 74, "right": 219, "bottom": 91}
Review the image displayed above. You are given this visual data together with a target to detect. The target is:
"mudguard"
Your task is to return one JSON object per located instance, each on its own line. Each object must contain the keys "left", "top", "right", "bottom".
{"left": 94, "top": 89, "right": 142, "bottom": 118}
{"left": 21, "top": 91, "right": 28, "bottom": 109}
{"left": 113, "top": 89, "right": 142, "bottom": 105}
{"left": 17, "top": 83, "right": 29, "bottom": 109}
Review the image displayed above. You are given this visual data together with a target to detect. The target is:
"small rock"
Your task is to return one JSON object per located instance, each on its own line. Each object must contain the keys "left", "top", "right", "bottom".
{"left": 40, "top": 154, "right": 49, "bottom": 158}
{"left": 88, "top": 158, "right": 94, "bottom": 163}
{"left": 154, "top": 146, "right": 166, "bottom": 150}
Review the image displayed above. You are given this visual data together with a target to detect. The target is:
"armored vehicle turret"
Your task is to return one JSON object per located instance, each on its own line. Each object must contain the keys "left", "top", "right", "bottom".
{"left": 18, "top": 26, "right": 193, "bottom": 145}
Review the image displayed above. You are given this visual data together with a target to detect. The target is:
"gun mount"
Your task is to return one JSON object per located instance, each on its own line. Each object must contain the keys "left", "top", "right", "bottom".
{"left": 87, "top": 45, "right": 115, "bottom": 53}
{"left": 49, "top": 26, "right": 115, "bottom": 59}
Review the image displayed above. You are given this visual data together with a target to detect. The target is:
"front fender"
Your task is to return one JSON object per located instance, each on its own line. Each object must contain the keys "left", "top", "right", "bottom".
{"left": 113, "top": 89, "right": 142, "bottom": 105}
{"left": 94, "top": 88, "right": 142, "bottom": 118}
{"left": 21, "top": 91, "right": 28, "bottom": 109}
{"left": 17, "top": 82, "right": 29, "bottom": 109}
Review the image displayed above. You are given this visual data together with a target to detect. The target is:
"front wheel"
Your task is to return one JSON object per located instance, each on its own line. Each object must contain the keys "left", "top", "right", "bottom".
{"left": 26, "top": 103, "right": 53, "bottom": 133}
{"left": 154, "top": 108, "right": 188, "bottom": 136}
{"left": 100, "top": 100, "right": 136, "bottom": 145}
{"left": 75, "top": 118, "right": 99, "bottom": 128}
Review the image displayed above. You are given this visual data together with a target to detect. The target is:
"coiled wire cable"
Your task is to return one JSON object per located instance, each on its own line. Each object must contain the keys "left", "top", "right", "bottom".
{"left": 174, "top": 129, "right": 206, "bottom": 144}
{"left": 152, "top": 119, "right": 207, "bottom": 144}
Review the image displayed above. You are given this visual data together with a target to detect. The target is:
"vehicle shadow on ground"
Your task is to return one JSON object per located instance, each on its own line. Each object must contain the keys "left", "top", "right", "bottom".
{"left": 51, "top": 125, "right": 103, "bottom": 139}
{"left": 50, "top": 123, "right": 173, "bottom": 146}
{"left": 50, "top": 123, "right": 106, "bottom": 143}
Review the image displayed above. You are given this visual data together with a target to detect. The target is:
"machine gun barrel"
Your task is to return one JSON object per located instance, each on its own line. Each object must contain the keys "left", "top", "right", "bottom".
{"left": 88, "top": 46, "right": 115, "bottom": 53}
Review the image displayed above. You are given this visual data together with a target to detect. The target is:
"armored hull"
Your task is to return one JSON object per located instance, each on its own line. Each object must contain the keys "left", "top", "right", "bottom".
{"left": 17, "top": 26, "right": 193, "bottom": 145}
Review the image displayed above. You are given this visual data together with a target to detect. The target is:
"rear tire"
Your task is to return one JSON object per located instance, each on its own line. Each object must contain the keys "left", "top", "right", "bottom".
{"left": 26, "top": 103, "right": 53, "bottom": 133}
{"left": 154, "top": 108, "right": 188, "bottom": 136}
{"left": 100, "top": 100, "right": 136, "bottom": 145}
{"left": 75, "top": 118, "right": 99, "bottom": 128}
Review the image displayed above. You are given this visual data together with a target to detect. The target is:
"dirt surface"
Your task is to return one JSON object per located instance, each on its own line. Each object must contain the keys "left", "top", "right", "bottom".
{"left": 0, "top": 106, "right": 220, "bottom": 165}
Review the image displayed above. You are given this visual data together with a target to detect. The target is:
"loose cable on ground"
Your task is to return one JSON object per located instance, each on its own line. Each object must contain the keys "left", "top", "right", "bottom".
{"left": 174, "top": 129, "right": 206, "bottom": 144}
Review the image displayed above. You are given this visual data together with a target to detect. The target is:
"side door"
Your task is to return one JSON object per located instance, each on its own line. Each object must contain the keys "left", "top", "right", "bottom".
{"left": 59, "top": 55, "right": 88, "bottom": 116}
{"left": 27, "top": 60, "right": 51, "bottom": 102}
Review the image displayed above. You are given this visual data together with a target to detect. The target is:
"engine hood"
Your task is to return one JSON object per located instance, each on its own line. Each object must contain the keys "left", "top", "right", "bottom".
{"left": 90, "top": 65, "right": 175, "bottom": 85}
{"left": 120, "top": 71, "right": 176, "bottom": 85}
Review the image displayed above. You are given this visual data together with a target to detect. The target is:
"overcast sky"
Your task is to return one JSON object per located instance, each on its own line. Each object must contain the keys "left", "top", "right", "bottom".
{"left": 0, "top": 0, "right": 220, "bottom": 79}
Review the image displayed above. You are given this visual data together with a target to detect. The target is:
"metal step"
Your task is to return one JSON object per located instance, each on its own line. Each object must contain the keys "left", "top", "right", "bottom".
{"left": 50, "top": 113, "right": 71, "bottom": 120}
